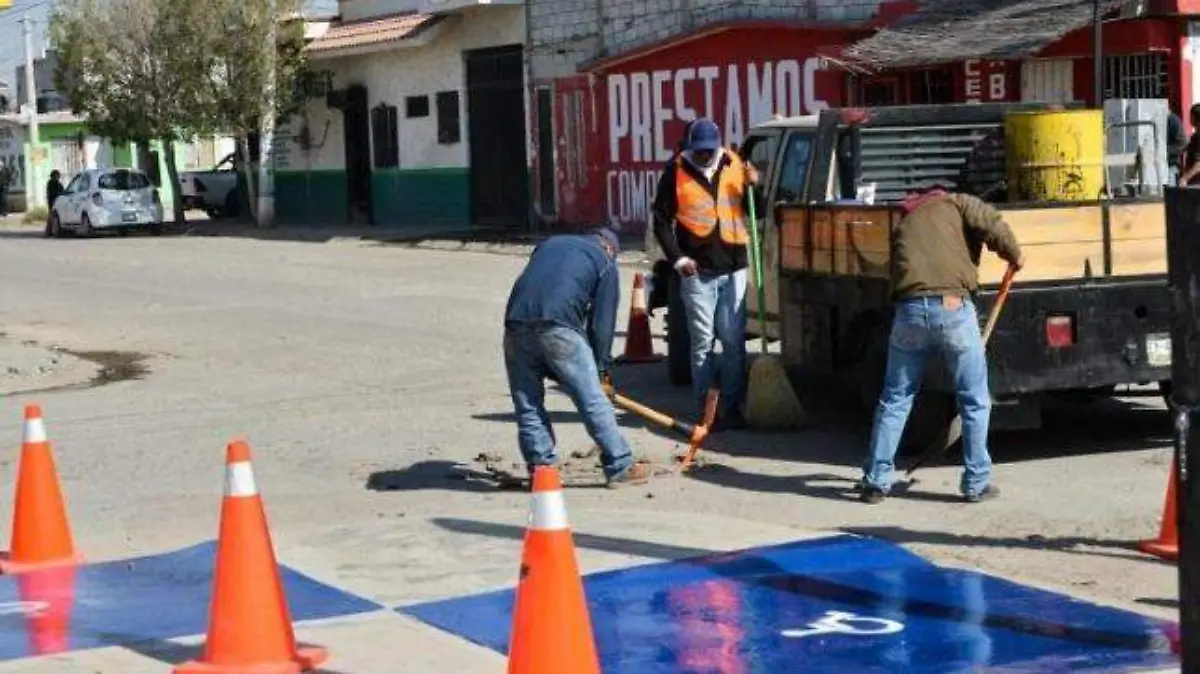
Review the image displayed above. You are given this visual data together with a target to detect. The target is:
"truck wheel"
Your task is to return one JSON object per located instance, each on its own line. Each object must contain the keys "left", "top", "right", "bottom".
{"left": 666, "top": 273, "right": 692, "bottom": 388}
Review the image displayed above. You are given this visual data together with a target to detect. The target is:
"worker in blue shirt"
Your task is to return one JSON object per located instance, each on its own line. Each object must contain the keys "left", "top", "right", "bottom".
{"left": 504, "top": 226, "right": 653, "bottom": 488}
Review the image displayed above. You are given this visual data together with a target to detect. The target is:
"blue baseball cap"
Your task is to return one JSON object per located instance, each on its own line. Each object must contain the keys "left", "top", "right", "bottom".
{"left": 593, "top": 221, "right": 621, "bottom": 254}
{"left": 687, "top": 118, "right": 721, "bottom": 151}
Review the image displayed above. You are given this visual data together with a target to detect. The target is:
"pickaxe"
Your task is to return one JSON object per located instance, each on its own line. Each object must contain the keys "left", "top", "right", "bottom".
{"left": 606, "top": 385, "right": 720, "bottom": 471}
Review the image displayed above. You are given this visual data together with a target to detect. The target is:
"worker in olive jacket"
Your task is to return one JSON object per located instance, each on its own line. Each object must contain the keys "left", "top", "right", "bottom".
{"left": 859, "top": 186, "right": 1024, "bottom": 506}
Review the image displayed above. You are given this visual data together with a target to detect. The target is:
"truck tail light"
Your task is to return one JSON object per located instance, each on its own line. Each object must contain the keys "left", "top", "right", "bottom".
{"left": 1045, "top": 315, "right": 1075, "bottom": 348}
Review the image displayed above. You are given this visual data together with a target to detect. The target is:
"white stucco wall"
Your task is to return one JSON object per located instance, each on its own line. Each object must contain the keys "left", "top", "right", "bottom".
{"left": 281, "top": 5, "right": 525, "bottom": 173}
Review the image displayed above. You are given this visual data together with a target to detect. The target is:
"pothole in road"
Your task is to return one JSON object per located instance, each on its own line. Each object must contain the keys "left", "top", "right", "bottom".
{"left": 64, "top": 349, "right": 152, "bottom": 387}
{"left": 0, "top": 347, "right": 153, "bottom": 398}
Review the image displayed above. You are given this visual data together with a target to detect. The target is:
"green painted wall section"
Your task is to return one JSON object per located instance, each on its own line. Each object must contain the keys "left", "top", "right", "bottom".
{"left": 274, "top": 170, "right": 349, "bottom": 226}
{"left": 371, "top": 168, "right": 470, "bottom": 230}
{"left": 273, "top": 168, "right": 471, "bottom": 229}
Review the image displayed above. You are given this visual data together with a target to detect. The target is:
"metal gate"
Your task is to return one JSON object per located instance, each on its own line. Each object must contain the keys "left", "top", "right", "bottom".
{"left": 466, "top": 44, "right": 528, "bottom": 229}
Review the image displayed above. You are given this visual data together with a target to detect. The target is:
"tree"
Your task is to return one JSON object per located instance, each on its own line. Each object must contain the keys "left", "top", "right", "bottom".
{"left": 50, "top": 0, "right": 213, "bottom": 225}
{"left": 201, "top": 0, "right": 307, "bottom": 224}
{"left": 49, "top": 0, "right": 306, "bottom": 226}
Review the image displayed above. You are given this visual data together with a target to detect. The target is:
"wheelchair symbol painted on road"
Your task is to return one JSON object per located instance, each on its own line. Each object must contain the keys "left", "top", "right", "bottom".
{"left": 781, "top": 611, "right": 905, "bottom": 639}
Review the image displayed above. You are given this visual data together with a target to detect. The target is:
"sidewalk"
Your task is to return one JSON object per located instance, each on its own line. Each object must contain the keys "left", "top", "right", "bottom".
{"left": 181, "top": 218, "right": 658, "bottom": 266}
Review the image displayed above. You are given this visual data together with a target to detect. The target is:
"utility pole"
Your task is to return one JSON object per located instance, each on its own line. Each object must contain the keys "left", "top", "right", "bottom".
{"left": 20, "top": 14, "right": 41, "bottom": 209}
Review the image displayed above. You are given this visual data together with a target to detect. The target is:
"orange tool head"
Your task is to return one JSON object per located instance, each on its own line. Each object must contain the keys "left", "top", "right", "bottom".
{"left": 679, "top": 388, "right": 720, "bottom": 472}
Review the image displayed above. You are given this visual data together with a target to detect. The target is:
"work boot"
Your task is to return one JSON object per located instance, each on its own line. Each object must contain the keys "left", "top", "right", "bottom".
{"left": 859, "top": 486, "right": 886, "bottom": 505}
{"left": 606, "top": 462, "right": 653, "bottom": 489}
{"left": 963, "top": 484, "right": 1000, "bottom": 503}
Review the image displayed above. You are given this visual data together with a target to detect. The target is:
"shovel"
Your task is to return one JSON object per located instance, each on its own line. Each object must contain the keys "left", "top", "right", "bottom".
{"left": 902, "top": 263, "right": 1018, "bottom": 481}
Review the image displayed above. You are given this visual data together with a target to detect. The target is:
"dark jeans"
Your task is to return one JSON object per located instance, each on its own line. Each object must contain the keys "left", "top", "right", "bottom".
{"left": 0, "top": 187, "right": 7, "bottom": 216}
{"left": 503, "top": 322, "right": 634, "bottom": 479}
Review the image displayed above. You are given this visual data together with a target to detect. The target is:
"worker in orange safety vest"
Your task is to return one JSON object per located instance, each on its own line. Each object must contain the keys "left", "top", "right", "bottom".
{"left": 651, "top": 118, "right": 762, "bottom": 430}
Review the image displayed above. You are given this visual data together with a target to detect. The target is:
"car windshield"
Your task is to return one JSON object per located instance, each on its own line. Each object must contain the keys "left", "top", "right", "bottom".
{"left": 98, "top": 171, "right": 150, "bottom": 191}
{"left": 775, "top": 132, "right": 814, "bottom": 203}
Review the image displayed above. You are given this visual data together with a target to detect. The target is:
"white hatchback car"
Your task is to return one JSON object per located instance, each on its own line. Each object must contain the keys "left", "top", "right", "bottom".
{"left": 47, "top": 168, "right": 165, "bottom": 237}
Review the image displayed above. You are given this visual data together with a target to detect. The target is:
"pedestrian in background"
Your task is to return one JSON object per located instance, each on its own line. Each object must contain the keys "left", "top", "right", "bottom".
{"left": 1178, "top": 104, "right": 1200, "bottom": 187}
{"left": 503, "top": 225, "right": 653, "bottom": 488}
{"left": 858, "top": 186, "right": 1024, "bottom": 505}
{"left": 651, "top": 118, "right": 761, "bottom": 430}
{"left": 46, "top": 170, "right": 64, "bottom": 208}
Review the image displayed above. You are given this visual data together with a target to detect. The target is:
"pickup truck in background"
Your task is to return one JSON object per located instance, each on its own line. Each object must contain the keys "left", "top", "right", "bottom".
{"left": 649, "top": 101, "right": 1173, "bottom": 456}
{"left": 177, "top": 152, "right": 240, "bottom": 219}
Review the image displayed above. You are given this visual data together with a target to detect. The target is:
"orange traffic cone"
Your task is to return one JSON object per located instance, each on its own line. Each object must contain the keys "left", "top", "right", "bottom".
{"left": 1139, "top": 459, "right": 1178, "bottom": 562}
{"left": 175, "top": 440, "right": 328, "bottom": 674}
{"left": 507, "top": 466, "right": 600, "bottom": 674}
{"left": 0, "top": 404, "right": 82, "bottom": 574}
{"left": 618, "top": 272, "right": 662, "bottom": 364}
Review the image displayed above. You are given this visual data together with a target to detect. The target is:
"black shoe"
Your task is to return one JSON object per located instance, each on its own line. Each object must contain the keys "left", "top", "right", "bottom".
{"left": 859, "top": 486, "right": 886, "bottom": 505}
{"left": 964, "top": 484, "right": 1000, "bottom": 503}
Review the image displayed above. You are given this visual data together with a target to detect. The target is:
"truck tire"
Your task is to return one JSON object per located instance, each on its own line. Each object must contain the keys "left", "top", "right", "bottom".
{"left": 855, "top": 327, "right": 962, "bottom": 457}
{"left": 666, "top": 272, "right": 692, "bottom": 388}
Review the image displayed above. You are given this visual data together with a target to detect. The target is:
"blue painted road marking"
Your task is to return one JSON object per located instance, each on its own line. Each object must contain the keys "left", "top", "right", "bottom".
{"left": 0, "top": 541, "right": 383, "bottom": 662}
{"left": 401, "top": 534, "right": 1178, "bottom": 673}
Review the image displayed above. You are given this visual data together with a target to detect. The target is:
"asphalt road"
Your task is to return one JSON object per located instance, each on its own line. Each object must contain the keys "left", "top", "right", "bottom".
{"left": 0, "top": 225, "right": 1180, "bottom": 672}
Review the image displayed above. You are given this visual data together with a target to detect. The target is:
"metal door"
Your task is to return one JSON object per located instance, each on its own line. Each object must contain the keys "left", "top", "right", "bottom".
{"left": 465, "top": 45, "right": 528, "bottom": 228}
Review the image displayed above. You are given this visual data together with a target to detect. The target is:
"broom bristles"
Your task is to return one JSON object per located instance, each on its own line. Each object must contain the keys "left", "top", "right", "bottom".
{"left": 745, "top": 356, "right": 808, "bottom": 430}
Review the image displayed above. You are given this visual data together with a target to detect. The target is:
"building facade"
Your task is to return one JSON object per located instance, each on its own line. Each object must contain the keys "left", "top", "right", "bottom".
{"left": 527, "top": 0, "right": 1200, "bottom": 237}
{"left": 274, "top": 0, "right": 527, "bottom": 230}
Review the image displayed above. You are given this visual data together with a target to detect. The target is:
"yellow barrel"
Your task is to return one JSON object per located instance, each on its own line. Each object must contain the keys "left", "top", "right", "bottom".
{"left": 1005, "top": 109, "right": 1105, "bottom": 203}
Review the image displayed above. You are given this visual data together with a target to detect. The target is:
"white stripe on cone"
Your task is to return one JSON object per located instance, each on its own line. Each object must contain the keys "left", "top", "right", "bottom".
{"left": 529, "top": 491, "right": 569, "bottom": 531}
{"left": 225, "top": 462, "right": 258, "bottom": 497}
{"left": 23, "top": 418, "right": 47, "bottom": 444}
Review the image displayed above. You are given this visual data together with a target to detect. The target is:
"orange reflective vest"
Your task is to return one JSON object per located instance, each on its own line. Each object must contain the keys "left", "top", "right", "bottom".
{"left": 674, "top": 152, "right": 749, "bottom": 245}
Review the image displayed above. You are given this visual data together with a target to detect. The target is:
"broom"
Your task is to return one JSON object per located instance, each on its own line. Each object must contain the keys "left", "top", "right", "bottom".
{"left": 743, "top": 177, "right": 807, "bottom": 430}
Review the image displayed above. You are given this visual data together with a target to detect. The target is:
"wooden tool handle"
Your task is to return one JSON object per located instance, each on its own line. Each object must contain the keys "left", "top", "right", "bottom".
{"left": 612, "top": 393, "right": 695, "bottom": 436}
{"left": 981, "top": 264, "right": 1017, "bottom": 345}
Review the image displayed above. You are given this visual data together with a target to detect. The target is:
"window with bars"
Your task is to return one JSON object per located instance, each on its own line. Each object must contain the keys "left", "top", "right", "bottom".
{"left": 1103, "top": 53, "right": 1169, "bottom": 101}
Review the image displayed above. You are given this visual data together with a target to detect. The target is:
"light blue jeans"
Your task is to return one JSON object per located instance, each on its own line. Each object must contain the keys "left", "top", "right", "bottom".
{"left": 862, "top": 296, "right": 993, "bottom": 497}
{"left": 503, "top": 323, "right": 634, "bottom": 479}
{"left": 679, "top": 268, "right": 748, "bottom": 416}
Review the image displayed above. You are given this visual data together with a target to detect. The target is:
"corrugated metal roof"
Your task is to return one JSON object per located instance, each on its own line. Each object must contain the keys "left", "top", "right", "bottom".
{"left": 307, "top": 12, "right": 440, "bottom": 54}
{"left": 831, "top": 0, "right": 1130, "bottom": 71}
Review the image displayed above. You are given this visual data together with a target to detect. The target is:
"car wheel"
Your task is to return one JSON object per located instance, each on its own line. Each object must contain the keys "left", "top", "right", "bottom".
{"left": 80, "top": 213, "right": 94, "bottom": 237}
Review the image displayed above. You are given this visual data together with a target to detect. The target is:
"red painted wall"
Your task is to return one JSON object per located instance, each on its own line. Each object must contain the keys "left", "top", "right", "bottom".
{"left": 540, "top": 25, "right": 860, "bottom": 234}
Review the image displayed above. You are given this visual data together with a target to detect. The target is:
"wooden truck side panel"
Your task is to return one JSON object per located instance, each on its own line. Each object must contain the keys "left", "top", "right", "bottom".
{"left": 777, "top": 199, "right": 1170, "bottom": 392}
